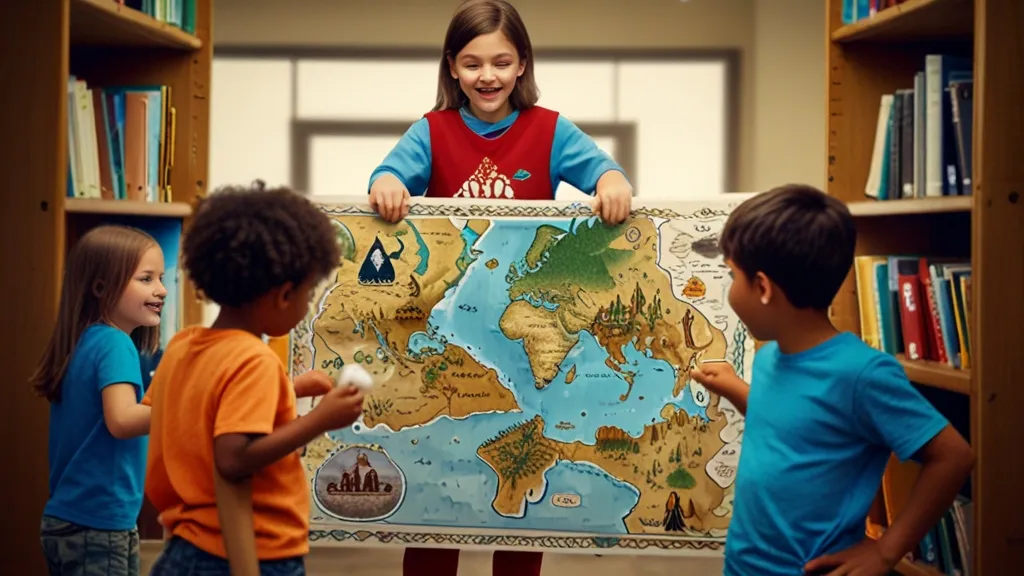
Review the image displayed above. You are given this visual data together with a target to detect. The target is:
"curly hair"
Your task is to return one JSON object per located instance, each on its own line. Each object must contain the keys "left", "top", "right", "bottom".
{"left": 183, "top": 182, "right": 340, "bottom": 308}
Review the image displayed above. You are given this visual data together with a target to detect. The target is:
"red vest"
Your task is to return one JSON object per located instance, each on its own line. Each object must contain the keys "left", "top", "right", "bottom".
{"left": 424, "top": 106, "right": 557, "bottom": 200}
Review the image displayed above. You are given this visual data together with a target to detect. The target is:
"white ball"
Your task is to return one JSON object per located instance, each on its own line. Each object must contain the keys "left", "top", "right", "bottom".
{"left": 337, "top": 363, "right": 374, "bottom": 391}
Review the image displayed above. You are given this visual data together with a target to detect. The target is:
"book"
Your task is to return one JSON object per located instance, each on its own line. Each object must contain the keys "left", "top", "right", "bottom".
{"left": 65, "top": 77, "right": 176, "bottom": 204}
{"left": 861, "top": 256, "right": 972, "bottom": 367}
{"left": 862, "top": 54, "right": 974, "bottom": 201}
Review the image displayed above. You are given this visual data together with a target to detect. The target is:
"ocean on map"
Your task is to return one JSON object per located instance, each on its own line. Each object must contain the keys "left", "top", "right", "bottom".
{"left": 327, "top": 217, "right": 707, "bottom": 533}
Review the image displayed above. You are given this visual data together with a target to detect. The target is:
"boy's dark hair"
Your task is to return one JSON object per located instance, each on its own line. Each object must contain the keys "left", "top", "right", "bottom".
{"left": 183, "top": 182, "right": 340, "bottom": 308}
{"left": 720, "top": 184, "right": 856, "bottom": 310}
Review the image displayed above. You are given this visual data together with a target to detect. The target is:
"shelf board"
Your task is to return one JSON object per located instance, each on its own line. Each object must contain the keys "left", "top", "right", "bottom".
{"left": 832, "top": 0, "right": 974, "bottom": 43}
{"left": 65, "top": 198, "right": 192, "bottom": 218}
{"left": 897, "top": 354, "right": 971, "bottom": 394}
{"left": 70, "top": 0, "right": 202, "bottom": 50}
{"left": 895, "top": 558, "right": 943, "bottom": 576}
{"left": 848, "top": 196, "right": 972, "bottom": 217}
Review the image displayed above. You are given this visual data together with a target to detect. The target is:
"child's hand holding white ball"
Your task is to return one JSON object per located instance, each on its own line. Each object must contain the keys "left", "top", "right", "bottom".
{"left": 337, "top": 363, "right": 374, "bottom": 392}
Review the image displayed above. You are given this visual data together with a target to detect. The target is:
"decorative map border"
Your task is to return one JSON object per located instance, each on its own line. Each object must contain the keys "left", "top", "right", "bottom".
{"left": 307, "top": 526, "right": 724, "bottom": 554}
{"left": 291, "top": 194, "right": 758, "bottom": 556}
{"left": 314, "top": 196, "right": 747, "bottom": 222}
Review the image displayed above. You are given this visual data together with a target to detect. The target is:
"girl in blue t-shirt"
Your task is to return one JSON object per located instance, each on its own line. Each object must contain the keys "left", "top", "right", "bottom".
{"left": 29, "top": 224, "right": 167, "bottom": 575}
{"left": 368, "top": 0, "right": 632, "bottom": 225}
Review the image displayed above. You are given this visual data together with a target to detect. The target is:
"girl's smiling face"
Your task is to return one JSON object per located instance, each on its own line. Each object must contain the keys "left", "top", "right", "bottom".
{"left": 110, "top": 245, "right": 166, "bottom": 333}
{"left": 449, "top": 30, "right": 525, "bottom": 123}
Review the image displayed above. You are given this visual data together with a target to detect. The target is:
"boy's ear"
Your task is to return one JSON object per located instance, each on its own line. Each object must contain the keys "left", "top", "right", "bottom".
{"left": 753, "top": 271, "right": 773, "bottom": 305}
{"left": 273, "top": 282, "right": 296, "bottom": 310}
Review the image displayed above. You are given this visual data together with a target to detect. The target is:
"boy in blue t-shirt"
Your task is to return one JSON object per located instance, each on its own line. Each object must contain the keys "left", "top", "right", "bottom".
{"left": 690, "top": 184, "right": 974, "bottom": 576}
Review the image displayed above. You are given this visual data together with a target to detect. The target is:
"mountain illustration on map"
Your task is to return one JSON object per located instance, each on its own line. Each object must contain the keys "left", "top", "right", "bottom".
{"left": 291, "top": 198, "right": 755, "bottom": 552}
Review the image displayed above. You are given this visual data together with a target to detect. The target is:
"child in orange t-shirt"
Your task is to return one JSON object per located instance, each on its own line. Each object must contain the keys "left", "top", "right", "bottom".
{"left": 146, "top": 183, "right": 364, "bottom": 575}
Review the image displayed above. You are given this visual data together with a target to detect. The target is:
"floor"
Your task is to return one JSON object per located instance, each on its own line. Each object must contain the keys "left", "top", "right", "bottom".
{"left": 140, "top": 542, "right": 725, "bottom": 575}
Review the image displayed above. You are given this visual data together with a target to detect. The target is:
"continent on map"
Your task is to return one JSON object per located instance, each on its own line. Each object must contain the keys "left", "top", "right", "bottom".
{"left": 476, "top": 396, "right": 731, "bottom": 534}
{"left": 500, "top": 216, "right": 727, "bottom": 394}
{"left": 310, "top": 217, "right": 519, "bottom": 431}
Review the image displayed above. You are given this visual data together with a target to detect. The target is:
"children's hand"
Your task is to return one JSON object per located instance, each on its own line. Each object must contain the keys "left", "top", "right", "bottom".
{"left": 310, "top": 385, "right": 364, "bottom": 431}
{"left": 592, "top": 170, "right": 632, "bottom": 225}
{"left": 293, "top": 370, "right": 333, "bottom": 398}
{"left": 689, "top": 360, "right": 743, "bottom": 396}
{"left": 802, "top": 539, "right": 897, "bottom": 576}
{"left": 369, "top": 173, "right": 410, "bottom": 223}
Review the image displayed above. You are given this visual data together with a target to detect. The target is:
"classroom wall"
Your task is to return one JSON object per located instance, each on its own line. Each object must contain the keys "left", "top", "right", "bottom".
{"left": 751, "top": 0, "right": 826, "bottom": 190}
{"left": 210, "top": 0, "right": 826, "bottom": 194}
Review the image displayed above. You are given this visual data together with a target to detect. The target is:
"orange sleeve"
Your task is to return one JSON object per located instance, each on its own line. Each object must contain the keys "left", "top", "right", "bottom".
{"left": 141, "top": 387, "right": 153, "bottom": 406}
{"left": 214, "top": 349, "right": 285, "bottom": 438}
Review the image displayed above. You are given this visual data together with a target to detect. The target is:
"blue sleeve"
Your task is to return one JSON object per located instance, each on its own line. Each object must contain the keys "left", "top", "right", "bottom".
{"left": 549, "top": 115, "right": 627, "bottom": 195}
{"left": 368, "top": 118, "right": 432, "bottom": 196}
{"left": 95, "top": 328, "right": 143, "bottom": 393}
{"left": 853, "top": 354, "right": 949, "bottom": 461}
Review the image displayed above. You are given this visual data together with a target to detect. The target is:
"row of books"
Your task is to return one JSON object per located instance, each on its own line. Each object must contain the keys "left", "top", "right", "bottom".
{"left": 865, "top": 54, "right": 973, "bottom": 200}
{"left": 116, "top": 0, "right": 197, "bottom": 34}
{"left": 873, "top": 498, "right": 974, "bottom": 575}
{"left": 854, "top": 256, "right": 971, "bottom": 369}
{"left": 870, "top": 457, "right": 974, "bottom": 575}
{"left": 911, "top": 495, "right": 973, "bottom": 576}
{"left": 66, "top": 76, "right": 176, "bottom": 202}
{"left": 841, "top": 0, "right": 908, "bottom": 25}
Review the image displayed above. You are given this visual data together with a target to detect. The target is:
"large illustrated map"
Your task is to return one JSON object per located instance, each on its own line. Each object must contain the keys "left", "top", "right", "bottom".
{"left": 288, "top": 197, "right": 755, "bottom": 555}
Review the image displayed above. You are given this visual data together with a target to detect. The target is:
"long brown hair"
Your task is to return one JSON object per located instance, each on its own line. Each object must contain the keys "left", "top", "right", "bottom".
{"left": 29, "top": 225, "right": 161, "bottom": 402}
{"left": 433, "top": 0, "right": 539, "bottom": 112}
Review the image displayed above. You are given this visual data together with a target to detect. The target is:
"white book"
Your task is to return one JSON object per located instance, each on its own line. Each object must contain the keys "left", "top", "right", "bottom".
{"left": 864, "top": 94, "right": 893, "bottom": 198}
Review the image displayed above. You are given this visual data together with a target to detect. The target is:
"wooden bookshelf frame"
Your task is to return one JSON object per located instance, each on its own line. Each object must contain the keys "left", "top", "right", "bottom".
{"left": 826, "top": 1, "right": 1023, "bottom": 575}
{"left": 0, "top": 1, "right": 211, "bottom": 572}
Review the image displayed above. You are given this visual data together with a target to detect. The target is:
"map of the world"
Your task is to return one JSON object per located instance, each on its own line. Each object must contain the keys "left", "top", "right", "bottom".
{"left": 286, "top": 197, "right": 755, "bottom": 555}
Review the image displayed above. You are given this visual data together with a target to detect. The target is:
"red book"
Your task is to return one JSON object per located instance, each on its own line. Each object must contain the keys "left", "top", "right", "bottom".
{"left": 919, "top": 258, "right": 948, "bottom": 364}
{"left": 895, "top": 259, "right": 929, "bottom": 360}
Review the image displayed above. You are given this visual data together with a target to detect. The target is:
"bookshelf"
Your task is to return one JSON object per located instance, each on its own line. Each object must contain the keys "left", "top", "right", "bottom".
{"left": 0, "top": 0, "right": 211, "bottom": 572}
{"left": 826, "top": 0, "right": 1022, "bottom": 575}
{"left": 847, "top": 195, "right": 971, "bottom": 216}
{"left": 65, "top": 197, "right": 194, "bottom": 217}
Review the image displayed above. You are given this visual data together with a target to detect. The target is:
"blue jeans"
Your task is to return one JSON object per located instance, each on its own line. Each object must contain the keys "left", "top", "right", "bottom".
{"left": 150, "top": 536, "right": 305, "bottom": 576}
{"left": 39, "top": 515, "right": 140, "bottom": 576}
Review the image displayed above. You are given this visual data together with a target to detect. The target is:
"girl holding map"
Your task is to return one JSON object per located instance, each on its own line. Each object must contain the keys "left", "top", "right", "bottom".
{"left": 368, "top": 0, "right": 632, "bottom": 224}
{"left": 367, "top": 1, "right": 634, "bottom": 574}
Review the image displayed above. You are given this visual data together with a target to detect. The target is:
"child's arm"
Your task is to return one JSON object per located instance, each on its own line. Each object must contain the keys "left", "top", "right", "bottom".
{"left": 214, "top": 383, "right": 364, "bottom": 483}
{"left": 101, "top": 385, "right": 150, "bottom": 438}
{"left": 550, "top": 116, "right": 625, "bottom": 193}
{"left": 293, "top": 370, "right": 334, "bottom": 398}
{"left": 874, "top": 426, "right": 973, "bottom": 563}
{"left": 550, "top": 116, "right": 633, "bottom": 223}
{"left": 368, "top": 118, "right": 431, "bottom": 194}
{"left": 689, "top": 361, "right": 749, "bottom": 415}
{"left": 214, "top": 469, "right": 259, "bottom": 576}
{"left": 804, "top": 356, "right": 973, "bottom": 574}
{"left": 98, "top": 332, "right": 151, "bottom": 439}
{"left": 368, "top": 118, "right": 431, "bottom": 222}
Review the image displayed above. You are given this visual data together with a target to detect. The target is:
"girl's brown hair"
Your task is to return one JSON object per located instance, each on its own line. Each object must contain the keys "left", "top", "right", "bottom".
{"left": 433, "top": 0, "right": 539, "bottom": 112}
{"left": 29, "top": 225, "right": 161, "bottom": 402}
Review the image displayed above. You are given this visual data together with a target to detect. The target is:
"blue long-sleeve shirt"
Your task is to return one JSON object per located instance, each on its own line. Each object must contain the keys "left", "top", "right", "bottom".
{"left": 368, "top": 106, "right": 626, "bottom": 196}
